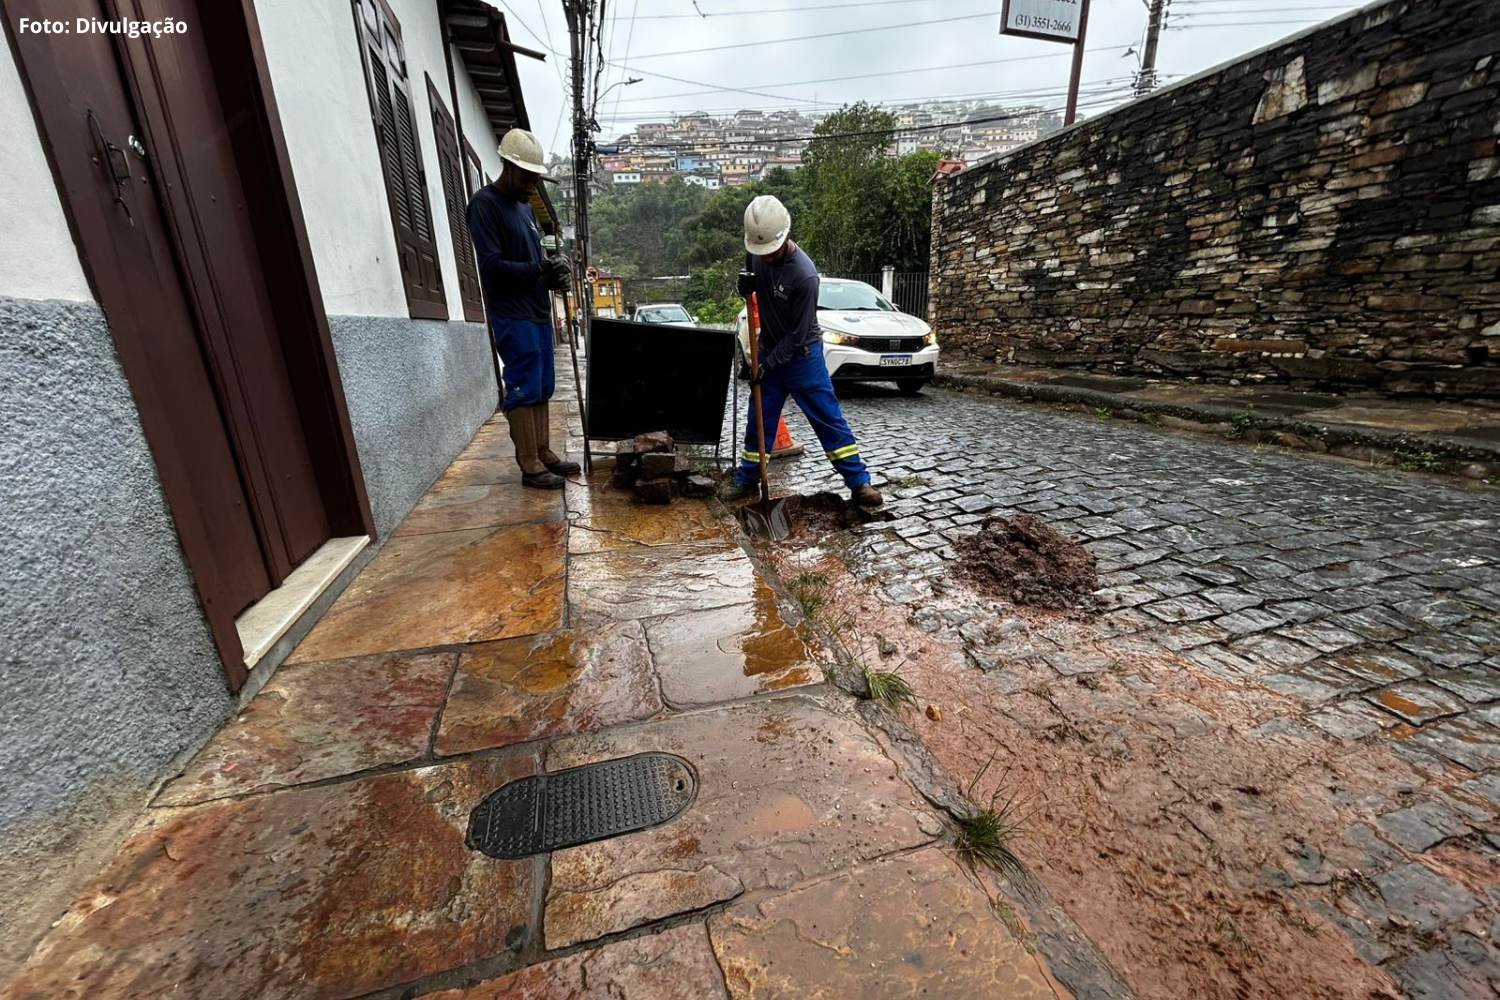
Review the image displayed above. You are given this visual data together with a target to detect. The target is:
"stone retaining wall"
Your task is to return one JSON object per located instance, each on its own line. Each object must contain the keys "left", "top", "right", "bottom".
{"left": 929, "top": 0, "right": 1500, "bottom": 397}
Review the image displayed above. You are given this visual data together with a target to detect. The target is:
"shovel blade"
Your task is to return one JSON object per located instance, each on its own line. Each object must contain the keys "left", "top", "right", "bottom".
{"left": 739, "top": 497, "right": 791, "bottom": 541}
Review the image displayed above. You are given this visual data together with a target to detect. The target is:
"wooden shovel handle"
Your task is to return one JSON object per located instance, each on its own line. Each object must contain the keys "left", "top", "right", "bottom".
{"left": 747, "top": 294, "right": 771, "bottom": 504}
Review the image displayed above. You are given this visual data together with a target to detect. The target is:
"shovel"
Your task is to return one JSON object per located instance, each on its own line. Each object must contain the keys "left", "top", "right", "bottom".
{"left": 738, "top": 292, "right": 791, "bottom": 541}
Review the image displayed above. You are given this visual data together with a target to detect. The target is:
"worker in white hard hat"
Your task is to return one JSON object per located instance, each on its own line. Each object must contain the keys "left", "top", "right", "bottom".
{"left": 725, "top": 195, "right": 883, "bottom": 508}
{"left": 466, "top": 128, "right": 577, "bottom": 489}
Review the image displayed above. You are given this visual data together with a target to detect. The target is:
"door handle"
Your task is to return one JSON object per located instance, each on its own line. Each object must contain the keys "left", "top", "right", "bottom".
{"left": 86, "top": 108, "right": 135, "bottom": 226}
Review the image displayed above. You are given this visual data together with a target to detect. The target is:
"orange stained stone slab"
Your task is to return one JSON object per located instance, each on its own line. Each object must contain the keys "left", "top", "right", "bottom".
{"left": 2, "top": 755, "right": 536, "bottom": 1000}
{"left": 568, "top": 543, "right": 758, "bottom": 623}
{"left": 542, "top": 697, "right": 943, "bottom": 949}
{"left": 157, "top": 651, "right": 454, "bottom": 806}
{"left": 396, "top": 483, "right": 564, "bottom": 536}
{"left": 709, "top": 847, "right": 1060, "bottom": 999}
{"left": 645, "top": 590, "right": 818, "bottom": 708}
{"left": 427, "top": 923, "right": 727, "bottom": 999}
{"left": 287, "top": 521, "right": 565, "bottom": 664}
{"left": 566, "top": 486, "right": 733, "bottom": 554}
{"left": 435, "top": 621, "right": 662, "bottom": 756}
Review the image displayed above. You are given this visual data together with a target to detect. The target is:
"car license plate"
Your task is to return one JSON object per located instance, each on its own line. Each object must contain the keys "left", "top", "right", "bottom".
{"left": 880, "top": 354, "right": 912, "bottom": 367}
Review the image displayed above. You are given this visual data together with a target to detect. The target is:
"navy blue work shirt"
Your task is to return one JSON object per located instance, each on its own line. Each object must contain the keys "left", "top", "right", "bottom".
{"left": 748, "top": 242, "right": 821, "bottom": 373}
{"left": 466, "top": 184, "right": 550, "bottom": 324}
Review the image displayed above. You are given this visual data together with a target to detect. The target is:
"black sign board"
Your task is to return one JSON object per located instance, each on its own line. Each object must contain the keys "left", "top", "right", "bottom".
{"left": 586, "top": 318, "right": 735, "bottom": 445}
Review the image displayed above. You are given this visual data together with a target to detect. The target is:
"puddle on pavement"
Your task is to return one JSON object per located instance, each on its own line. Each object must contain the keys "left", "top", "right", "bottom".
{"left": 647, "top": 581, "right": 818, "bottom": 706}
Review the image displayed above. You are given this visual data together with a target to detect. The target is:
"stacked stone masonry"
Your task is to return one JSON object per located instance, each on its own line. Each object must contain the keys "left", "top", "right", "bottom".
{"left": 930, "top": 0, "right": 1500, "bottom": 397}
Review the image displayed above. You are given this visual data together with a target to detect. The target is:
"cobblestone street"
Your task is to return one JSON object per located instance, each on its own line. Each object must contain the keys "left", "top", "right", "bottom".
{"left": 748, "top": 382, "right": 1500, "bottom": 998}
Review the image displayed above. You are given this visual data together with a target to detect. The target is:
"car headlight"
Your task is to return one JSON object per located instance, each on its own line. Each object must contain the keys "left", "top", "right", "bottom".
{"left": 822, "top": 330, "right": 855, "bottom": 346}
{"left": 922, "top": 331, "right": 938, "bottom": 346}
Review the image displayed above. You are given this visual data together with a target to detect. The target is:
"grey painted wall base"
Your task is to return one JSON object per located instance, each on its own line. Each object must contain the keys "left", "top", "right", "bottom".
{"left": 0, "top": 302, "right": 496, "bottom": 977}
{"left": 0, "top": 296, "right": 232, "bottom": 975}
{"left": 327, "top": 313, "right": 498, "bottom": 538}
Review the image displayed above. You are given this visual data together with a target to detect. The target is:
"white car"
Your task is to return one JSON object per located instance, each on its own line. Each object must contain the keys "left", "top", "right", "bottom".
{"left": 736, "top": 277, "right": 938, "bottom": 395}
{"left": 632, "top": 303, "right": 697, "bottom": 327}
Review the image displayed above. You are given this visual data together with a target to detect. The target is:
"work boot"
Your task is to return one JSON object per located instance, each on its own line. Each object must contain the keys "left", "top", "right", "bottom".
{"left": 531, "top": 404, "right": 580, "bottom": 476}
{"left": 719, "top": 480, "right": 758, "bottom": 502}
{"left": 851, "top": 484, "right": 884, "bottom": 508}
{"left": 507, "top": 408, "right": 564, "bottom": 490}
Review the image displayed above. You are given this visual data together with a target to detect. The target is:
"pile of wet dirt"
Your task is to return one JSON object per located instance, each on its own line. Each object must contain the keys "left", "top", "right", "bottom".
{"left": 957, "top": 514, "right": 1098, "bottom": 610}
{"left": 784, "top": 492, "right": 895, "bottom": 538}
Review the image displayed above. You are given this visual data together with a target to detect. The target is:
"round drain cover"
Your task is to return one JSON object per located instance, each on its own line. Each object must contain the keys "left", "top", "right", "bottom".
{"left": 468, "top": 752, "right": 697, "bottom": 859}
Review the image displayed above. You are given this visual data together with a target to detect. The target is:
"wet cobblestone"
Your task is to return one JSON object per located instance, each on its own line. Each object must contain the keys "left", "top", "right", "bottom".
{"left": 745, "top": 385, "right": 1499, "bottom": 759}
{"left": 733, "top": 383, "right": 1500, "bottom": 991}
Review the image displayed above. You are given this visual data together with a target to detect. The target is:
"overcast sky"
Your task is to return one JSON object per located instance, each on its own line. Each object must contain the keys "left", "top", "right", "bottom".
{"left": 489, "top": 0, "right": 1380, "bottom": 156}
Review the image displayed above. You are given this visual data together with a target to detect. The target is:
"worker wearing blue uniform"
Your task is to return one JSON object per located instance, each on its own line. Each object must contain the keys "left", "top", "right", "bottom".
{"left": 726, "top": 195, "right": 883, "bottom": 508}
{"left": 466, "top": 128, "right": 576, "bottom": 489}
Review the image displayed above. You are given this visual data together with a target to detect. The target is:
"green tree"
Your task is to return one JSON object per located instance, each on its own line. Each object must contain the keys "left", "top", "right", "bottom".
{"left": 799, "top": 102, "right": 897, "bottom": 274}
{"left": 590, "top": 176, "right": 710, "bottom": 277}
{"left": 875, "top": 149, "right": 942, "bottom": 272}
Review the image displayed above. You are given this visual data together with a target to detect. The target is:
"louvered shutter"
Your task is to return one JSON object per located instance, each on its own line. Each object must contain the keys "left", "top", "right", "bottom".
{"left": 426, "top": 77, "right": 485, "bottom": 323}
{"left": 461, "top": 137, "right": 483, "bottom": 198}
{"left": 352, "top": 0, "right": 446, "bottom": 319}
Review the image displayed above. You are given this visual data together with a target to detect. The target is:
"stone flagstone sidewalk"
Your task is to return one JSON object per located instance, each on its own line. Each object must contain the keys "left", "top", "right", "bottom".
{"left": 1, "top": 363, "right": 1073, "bottom": 999}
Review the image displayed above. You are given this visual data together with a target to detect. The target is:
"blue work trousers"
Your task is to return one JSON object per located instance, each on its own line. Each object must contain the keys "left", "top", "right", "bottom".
{"left": 735, "top": 347, "right": 870, "bottom": 488}
{"left": 491, "top": 317, "right": 555, "bottom": 411}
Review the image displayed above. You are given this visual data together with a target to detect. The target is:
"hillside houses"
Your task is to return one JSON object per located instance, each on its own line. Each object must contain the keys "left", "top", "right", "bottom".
{"left": 589, "top": 101, "right": 1064, "bottom": 193}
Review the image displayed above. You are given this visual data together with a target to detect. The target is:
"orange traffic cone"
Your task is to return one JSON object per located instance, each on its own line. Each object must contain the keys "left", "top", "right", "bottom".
{"left": 768, "top": 416, "right": 805, "bottom": 461}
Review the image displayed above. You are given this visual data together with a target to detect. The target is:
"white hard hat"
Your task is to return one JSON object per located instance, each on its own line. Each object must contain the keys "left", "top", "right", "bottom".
{"left": 498, "top": 128, "right": 556, "bottom": 181}
{"left": 744, "top": 195, "right": 791, "bottom": 255}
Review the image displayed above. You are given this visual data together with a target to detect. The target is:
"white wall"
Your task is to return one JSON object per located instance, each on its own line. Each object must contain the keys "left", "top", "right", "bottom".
{"left": 257, "top": 0, "right": 518, "bottom": 321}
{"left": 452, "top": 55, "right": 503, "bottom": 184}
{"left": 257, "top": 0, "right": 456, "bottom": 319}
{"left": 0, "top": 41, "right": 93, "bottom": 304}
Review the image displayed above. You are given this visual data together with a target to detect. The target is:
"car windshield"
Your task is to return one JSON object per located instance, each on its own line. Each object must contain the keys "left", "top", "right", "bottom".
{"left": 639, "top": 305, "right": 691, "bottom": 323}
{"left": 817, "top": 282, "right": 896, "bottom": 312}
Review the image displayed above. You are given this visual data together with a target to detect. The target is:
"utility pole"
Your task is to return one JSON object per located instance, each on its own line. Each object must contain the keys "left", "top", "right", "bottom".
{"left": 1136, "top": 0, "right": 1166, "bottom": 96}
{"left": 1062, "top": 0, "right": 1091, "bottom": 126}
{"left": 562, "top": 0, "right": 594, "bottom": 470}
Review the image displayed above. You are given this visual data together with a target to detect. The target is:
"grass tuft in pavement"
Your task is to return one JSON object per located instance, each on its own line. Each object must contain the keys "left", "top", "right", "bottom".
{"left": 954, "top": 752, "right": 1032, "bottom": 886}
{"left": 786, "top": 570, "right": 831, "bottom": 619}
{"left": 862, "top": 664, "right": 914, "bottom": 709}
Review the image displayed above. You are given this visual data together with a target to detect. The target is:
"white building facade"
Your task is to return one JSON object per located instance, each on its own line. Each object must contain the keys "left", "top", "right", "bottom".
{"left": 0, "top": 0, "right": 555, "bottom": 975}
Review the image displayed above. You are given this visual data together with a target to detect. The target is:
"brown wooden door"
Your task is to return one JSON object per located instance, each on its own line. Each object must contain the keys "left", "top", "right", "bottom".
{"left": 5, "top": 0, "right": 274, "bottom": 620}
{"left": 7, "top": 0, "right": 371, "bottom": 685}
{"left": 117, "top": 0, "right": 332, "bottom": 576}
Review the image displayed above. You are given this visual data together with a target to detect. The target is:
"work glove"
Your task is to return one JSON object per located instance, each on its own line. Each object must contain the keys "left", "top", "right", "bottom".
{"left": 541, "top": 256, "right": 571, "bottom": 291}
{"left": 737, "top": 270, "right": 755, "bottom": 298}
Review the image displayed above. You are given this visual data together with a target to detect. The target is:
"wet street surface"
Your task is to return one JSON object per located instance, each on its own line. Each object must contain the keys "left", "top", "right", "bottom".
{"left": 751, "top": 381, "right": 1500, "bottom": 998}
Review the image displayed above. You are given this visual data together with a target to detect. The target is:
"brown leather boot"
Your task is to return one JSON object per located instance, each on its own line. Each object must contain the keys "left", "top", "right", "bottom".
{"left": 532, "top": 404, "right": 580, "bottom": 476}
{"left": 507, "top": 408, "right": 564, "bottom": 490}
{"left": 851, "top": 484, "right": 884, "bottom": 508}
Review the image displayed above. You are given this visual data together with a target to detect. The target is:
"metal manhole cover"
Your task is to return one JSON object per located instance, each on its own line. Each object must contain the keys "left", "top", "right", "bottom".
{"left": 468, "top": 752, "right": 697, "bottom": 859}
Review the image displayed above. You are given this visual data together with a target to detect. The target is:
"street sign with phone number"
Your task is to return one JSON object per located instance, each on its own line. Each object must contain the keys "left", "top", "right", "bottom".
{"left": 1000, "top": 0, "right": 1084, "bottom": 43}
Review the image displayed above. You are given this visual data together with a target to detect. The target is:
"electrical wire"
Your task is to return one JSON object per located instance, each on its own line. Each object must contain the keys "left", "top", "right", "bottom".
{"left": 1167, "top": 19, "right": 1332, "bottom": 28}
{"left": 628, "top": 0, "right": 960, "bottom": 17}
{"left": 606, "top": 42, "right": 1135, "bottom": 109}
{"left": 625, "top": 11, "right": 1002, "bottom": 60}
{"left": 609, "top": 0, "right": 642, "bottom": 125}
{"left": 594, "top": 77, "right": 1153, "bottom": 123}
{"left": 605, "top": 45, "right": 1136, "bottom": 105}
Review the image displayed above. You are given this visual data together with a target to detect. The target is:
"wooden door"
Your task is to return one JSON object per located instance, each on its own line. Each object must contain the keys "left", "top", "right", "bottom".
{"left": 116, "top": 0, "right": 332, "bottom": 576}
{"left": 7, "top": 0, "right": 373, "bottom": 686}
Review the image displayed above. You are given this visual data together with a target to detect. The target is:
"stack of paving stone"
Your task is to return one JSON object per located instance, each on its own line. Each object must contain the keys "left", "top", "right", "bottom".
{"left": 609, "top": 431, "right": 717, "bottom": 504}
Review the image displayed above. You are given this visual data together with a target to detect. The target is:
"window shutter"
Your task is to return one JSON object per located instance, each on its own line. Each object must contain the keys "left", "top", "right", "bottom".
{"left": 352, "top": 0, "right": 446, "bottom": 319}
{"left": 427, "top": 76, "right": 485, "bottom": 324}
{"left": 461, "top": 137, "right": 483, "bottom": 199}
